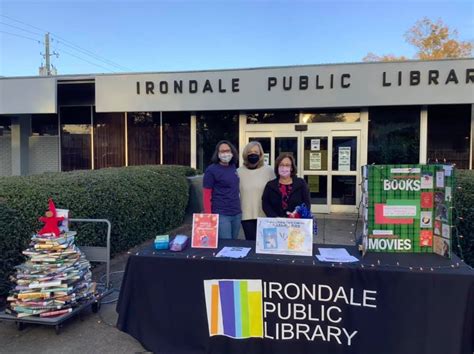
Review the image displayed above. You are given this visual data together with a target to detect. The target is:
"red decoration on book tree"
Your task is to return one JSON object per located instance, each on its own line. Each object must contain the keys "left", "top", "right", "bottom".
{"left": 38, "top": 199, "right": 64, "bottom": 237}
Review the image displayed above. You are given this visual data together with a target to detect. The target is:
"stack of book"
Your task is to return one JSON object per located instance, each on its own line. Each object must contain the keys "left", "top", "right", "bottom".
{"left": 6, "top": 231, "right": 95, "bottom": 318}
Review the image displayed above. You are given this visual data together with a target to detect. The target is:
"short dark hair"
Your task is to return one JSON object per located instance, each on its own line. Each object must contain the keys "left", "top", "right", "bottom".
{"left": 274, "top": 153, "right": 297, "bottom": 177}
{"left": 211, "top": 140, "right": 239, "bottom": 165}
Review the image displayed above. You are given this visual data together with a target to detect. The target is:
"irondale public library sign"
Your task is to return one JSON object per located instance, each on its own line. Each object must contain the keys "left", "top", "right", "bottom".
{"left": 95, "top": 59, "right": 473, "bottom": 112}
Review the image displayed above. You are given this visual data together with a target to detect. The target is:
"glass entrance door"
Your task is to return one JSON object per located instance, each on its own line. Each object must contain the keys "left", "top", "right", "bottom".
{"left": 245, "top": 129, "right": 360, "bottom": 214}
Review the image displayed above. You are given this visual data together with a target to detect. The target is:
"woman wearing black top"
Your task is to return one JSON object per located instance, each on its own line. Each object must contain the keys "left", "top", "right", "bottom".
{"left": 262, "top": 153, "right": 311, "bottom": 217}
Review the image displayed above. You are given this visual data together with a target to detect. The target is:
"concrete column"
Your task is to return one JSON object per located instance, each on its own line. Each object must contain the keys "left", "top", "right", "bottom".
{"left": 419, "top": 106, "right": 428, "bottom": 164}
{"left": 11, "top": 115, "right": 31, "bottom": 176}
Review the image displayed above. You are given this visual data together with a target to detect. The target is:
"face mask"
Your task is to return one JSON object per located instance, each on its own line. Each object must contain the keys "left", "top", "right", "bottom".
{"left": 278, "top": 166, "right": 291, "bottom": 177}
{"left": 247, "top": 154, "right": 260, "bottom": 165}
{"left": 219, "top": 153, "right": 233, "bottom": 163}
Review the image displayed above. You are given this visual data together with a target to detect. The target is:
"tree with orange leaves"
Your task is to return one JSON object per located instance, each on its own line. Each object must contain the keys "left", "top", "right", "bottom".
{"left": 364, "top": 17, "right": 472, "bottom": 62}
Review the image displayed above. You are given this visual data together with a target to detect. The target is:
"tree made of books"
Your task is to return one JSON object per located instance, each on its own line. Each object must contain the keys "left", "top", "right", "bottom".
{"left": 6, "top": 200, "right": 95, "bottom": 318}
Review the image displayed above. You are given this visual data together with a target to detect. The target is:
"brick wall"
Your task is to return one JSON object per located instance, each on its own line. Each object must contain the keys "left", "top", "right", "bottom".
{"left": 28, "top": 136, "right": 59, "bottom": 175}
{"left": 0, "top": 136, "right": 12, "bottom": 176}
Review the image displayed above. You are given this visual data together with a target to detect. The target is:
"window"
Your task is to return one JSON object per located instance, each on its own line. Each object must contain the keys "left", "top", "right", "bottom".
{"left": 127, "top": 112, "right": 161, "bottom": 166}
{"left": 301, "top": 109, "right": 360, "bottom": 123}
{"left": 32, "top": 114, "right": 58, "bottom": 136}
{"left": 163, "top": 112, "right": 191, "bottom": 165}
{"left": 246, "top": 110, "right": 299, "bottom": 124}
{"left": 197, "top": 111, "right": 239, "bottom": 171}
{"left": 93, "top": 110, "right": 125, "bottom": 169}
{"left": 60, "top": 106, "right": 92, "bottom": 171}
{"left": 427, "top": 105, "right": 471, "bottom": 169}
{"left": 0, "top": 116, "right": 11, "bottom": 137}
{"left": 368, "top": 106, "right": 420, "bottom": 164}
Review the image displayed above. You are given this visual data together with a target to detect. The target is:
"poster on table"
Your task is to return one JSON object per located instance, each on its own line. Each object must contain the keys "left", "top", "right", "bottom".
{"left": 256, "top": 217, "right": 313, "bottom": 256}
{"left": 361, "top": 164, "right": 454, "bottom": 257}
{"left": 192, "top": 213, "right": 219, "bottom": 248}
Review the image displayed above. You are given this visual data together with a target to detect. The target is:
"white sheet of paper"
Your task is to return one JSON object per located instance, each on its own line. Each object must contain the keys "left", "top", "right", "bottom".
{"left": 309, "top": 152, "right": 322, "bottom": 170}
{"left": 215, "top": 246, "right": 251, "bottom": 258}
{"left": 338, "top": 147, "right": 351, "bottom": 171}
{"left": 436, "top": 171, "right": 445, "bottom": 188}
{"left": 311, "top": 139, "right": 320, "bottom": 151}
{"left": 316, "top": 248, "right": 359, "bottom": 262}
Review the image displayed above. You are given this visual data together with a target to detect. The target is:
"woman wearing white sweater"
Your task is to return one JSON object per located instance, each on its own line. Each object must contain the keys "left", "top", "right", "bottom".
{"left": 237, "top": 141, "right": 275, "bottom": 240}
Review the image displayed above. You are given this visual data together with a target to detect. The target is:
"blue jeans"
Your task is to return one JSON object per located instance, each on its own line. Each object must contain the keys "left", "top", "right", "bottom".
{"left": 218, "top": 213, "right": 242, "bottom": 240}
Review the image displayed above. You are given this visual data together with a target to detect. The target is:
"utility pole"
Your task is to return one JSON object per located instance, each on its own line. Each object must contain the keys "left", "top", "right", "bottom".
{"left": 39, "top": 33, "right": 58, "bottom": 76}
{"left": 45, "top": 32, "right": 50, "bottom": 75}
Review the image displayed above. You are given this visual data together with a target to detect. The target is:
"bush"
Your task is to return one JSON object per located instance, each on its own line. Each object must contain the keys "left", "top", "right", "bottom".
{"left": 454, "top": 169, "right": 474, "bottom": 267}
{"left": 0, "top": 165, "right": 195, "bottom": 298}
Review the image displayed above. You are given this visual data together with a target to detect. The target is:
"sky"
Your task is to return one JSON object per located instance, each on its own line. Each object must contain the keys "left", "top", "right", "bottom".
{"left": 0, "top": 0, "right": 473, "bottom": 77}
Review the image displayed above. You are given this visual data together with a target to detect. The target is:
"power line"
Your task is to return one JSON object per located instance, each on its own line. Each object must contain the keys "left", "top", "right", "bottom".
{"left": 54, "top": 38, "right": 131, "bottom": 71}
{"left": 56, "top": 47, "right": 116, "bottom": 73}
{"left": 0, "top": 14, "right": 47, "bottom": 34}
{"left": 0, "top": 14, "right": 132, "bottom": 72}
{"left": 0, "top": 21, "right": 43, "bottom": 37}
{"left": 0, "top": 30, "right": 43, "bottom": 43}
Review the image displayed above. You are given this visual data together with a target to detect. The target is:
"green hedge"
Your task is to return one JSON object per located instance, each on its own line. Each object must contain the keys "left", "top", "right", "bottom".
{"left": 454, "top": 170, "right": 474, "bottom": 267}
{"left": 0, "top": 165, "right": 195, "bottom": 298}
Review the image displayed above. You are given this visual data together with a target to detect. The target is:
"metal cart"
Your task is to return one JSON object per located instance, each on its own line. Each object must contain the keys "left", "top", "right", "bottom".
{"left": 0, "top": 218, "right": 112, "bottom": 334}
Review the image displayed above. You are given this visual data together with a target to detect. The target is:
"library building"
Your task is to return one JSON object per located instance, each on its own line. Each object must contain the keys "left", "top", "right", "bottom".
{"left": 1, "top": 58, "right": 473, "bottom": 213}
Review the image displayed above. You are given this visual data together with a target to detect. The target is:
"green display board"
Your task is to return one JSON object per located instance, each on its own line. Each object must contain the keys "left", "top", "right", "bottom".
{"left": 361, "top": 164, "right": 455, "bottom": 257}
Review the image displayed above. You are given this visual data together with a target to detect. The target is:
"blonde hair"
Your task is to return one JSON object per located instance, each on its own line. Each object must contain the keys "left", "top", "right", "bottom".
{"left": 242, "top": 141, "right": 265, "bottom": 168}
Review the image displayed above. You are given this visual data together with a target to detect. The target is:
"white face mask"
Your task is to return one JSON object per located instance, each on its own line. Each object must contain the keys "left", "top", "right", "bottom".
{"left": 218, "top": 153, "right": 233, "bottom": 163}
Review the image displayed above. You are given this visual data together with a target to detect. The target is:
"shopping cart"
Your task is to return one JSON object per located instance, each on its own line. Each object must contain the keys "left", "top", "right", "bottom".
{"left": 0, "top": 218, "right": 113, "bottom": 334}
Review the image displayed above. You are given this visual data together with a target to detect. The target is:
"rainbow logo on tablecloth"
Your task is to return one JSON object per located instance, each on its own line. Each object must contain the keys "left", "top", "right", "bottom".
{"left": 203, "top": 279, "right": 263, "bottom": 338}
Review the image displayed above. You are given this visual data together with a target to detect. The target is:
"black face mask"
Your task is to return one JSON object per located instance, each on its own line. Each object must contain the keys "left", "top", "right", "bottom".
{"left": 247, "top": 154, "right": 260, "bottom": 165}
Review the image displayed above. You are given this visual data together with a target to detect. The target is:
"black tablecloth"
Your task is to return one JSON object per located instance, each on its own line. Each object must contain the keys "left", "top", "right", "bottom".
{"left": 116, "top": 241, "right": 474, "bottom": 354}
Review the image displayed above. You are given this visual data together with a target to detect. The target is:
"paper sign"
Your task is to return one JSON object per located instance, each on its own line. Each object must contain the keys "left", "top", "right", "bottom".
{"left": 433, "top": 236, "right": 450, "bottom": 258}
{"left": 372, "top": 230, "right": 394, "bottom": 235}
{"left": 420, "top": 211, "right": 432, "bottom": 228}
{"left": 307, "top": 175, "right": 320, "bottom": 193}
{"left": 311, "top": 139, "right": 320, "bottom": 151}
{"left": 443, "top": 165, "right": 453, "bottom": 177}
{"left": 256, "top": 217, "right": 313, "bottom": 256}
{"left": 445, "top": 187, "right": 452, "bottom": 202}
{"left": 390, "top": 168, "right": 421, "bottom": 174}
{"left": 442, "top": 224, "right": 450, "bottom": 238}
{"left": 420, "top": 230, "right": 433, "bottom": 247}
{"left": 263, "top": 153, "right": 270, "bottom": 166}
{"left": 383, "top": 205, "right": 417, "bottom": 217}
{"left": 375, "top": 204, "right": 413, "bottom": 225}
{"left": 421, "top": 173, "right": 433, "bottom": 189}
{"left": 192, "top": 213, "right": 219, "bottom": 248}
{"left": 338, "top": 147, "right": 351, "bottom": 171}
{"left": 434, "top": 220, "right": 442, "bottom": 235}
{"left": 309, "top": 152, "right": 322, "bottom": 170}
{"left": 436, "top": 171, "right": 445, "bottom": 188}
{"left": 420, "top": 192, "right": 433, "bottom": 208}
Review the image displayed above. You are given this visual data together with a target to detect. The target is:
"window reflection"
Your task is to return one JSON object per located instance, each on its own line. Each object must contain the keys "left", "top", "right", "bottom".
{"left": 197, "top": 111, "right": 239, "bottom": 171}
{"left": 247, "top": 111, "right": 299, "bottom": 124}
{"left": 128, "top": 112, "right": 160, "bottom": 166}
{"left": 302, "top": 109, "right": 360, "bottom": 123}
{"left": 60, "top": 106, "right": 92, "bottom": 171}
{"left": 368, "top": 106, "right": 420, "bottom": 164}
{"left": 427, "top": 105, "right": 471, "bottom": 169}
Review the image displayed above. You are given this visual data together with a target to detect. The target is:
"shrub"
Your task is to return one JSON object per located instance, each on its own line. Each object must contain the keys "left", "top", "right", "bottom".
{"left": 454, "top": 169, "right": 474, "bottom": 267}
{"left": 0, "top": 165, "right": 195, "bottom": 298}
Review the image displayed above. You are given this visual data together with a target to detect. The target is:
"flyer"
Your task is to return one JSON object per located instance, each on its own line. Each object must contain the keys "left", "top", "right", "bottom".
{"left": 256, "top": 217, "right": 313, "bottom": 256}
{"left": 338, "top": 147, "right": 351, "bottom": 171}
{"left": 192, "top": 213, "right": 219, "bottom": 248}
{"left": 309, "top": 152, "right": 322, "bottom": 170}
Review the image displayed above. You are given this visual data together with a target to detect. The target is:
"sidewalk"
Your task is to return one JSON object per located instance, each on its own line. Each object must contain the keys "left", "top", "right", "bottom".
{"left": 0, "top": 214, "right": 361, "bottom": 353}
